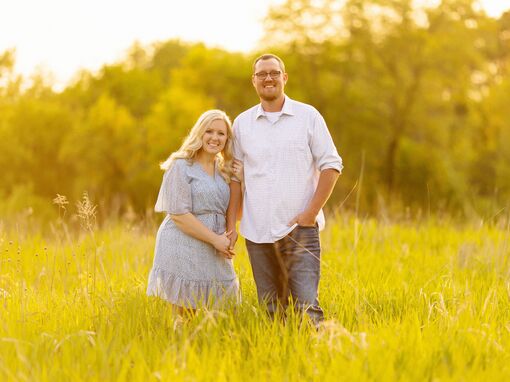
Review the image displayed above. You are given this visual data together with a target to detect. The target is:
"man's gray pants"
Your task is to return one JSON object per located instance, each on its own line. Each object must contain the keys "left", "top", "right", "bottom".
{"left": 245, "top": 225, "right": 324, "bottom": 325}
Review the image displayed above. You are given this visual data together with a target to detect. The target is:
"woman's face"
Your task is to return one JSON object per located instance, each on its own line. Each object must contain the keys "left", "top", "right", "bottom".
{"left": 201, "top": 119, "right": 228, "bottom": 155}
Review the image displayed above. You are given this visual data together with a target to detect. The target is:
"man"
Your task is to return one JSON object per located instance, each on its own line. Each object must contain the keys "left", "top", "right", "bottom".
{"left": 226, "top": 53, "right": 342, "bottom": 325}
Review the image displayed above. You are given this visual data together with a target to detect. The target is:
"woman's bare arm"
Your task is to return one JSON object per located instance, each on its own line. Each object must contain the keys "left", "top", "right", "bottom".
{"left": 170, "top": 213, "right": 234, "bottom": 258}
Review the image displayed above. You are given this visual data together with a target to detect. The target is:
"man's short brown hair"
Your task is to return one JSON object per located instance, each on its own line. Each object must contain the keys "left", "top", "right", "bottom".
{"left": 252, "top": 53, "right": 286, "bottom": 73}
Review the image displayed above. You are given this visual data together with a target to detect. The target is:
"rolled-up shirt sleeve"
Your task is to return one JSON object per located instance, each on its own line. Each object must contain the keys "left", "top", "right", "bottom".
{"left": 310, "top": 112, "right": 343, "bottom": 173}
{"left": 231, "top": 120, "right": 243, "bottom": 183}
{"left": 154, "top": 160, "right": 192, "bottom": 214}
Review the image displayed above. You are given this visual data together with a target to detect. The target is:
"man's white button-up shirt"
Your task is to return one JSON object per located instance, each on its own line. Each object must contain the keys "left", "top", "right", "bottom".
{"left": 232, "top": 95, "right": 343, "bottom": 244}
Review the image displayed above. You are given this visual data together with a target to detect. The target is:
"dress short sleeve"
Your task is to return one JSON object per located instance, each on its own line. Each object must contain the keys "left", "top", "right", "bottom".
{"left": 155, "top": 159, "right": 192, "bottom": 214}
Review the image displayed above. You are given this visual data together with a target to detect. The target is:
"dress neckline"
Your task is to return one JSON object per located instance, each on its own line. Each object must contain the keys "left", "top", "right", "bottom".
{"left": 194, "top": 160, "right": 216, "bottom": 179}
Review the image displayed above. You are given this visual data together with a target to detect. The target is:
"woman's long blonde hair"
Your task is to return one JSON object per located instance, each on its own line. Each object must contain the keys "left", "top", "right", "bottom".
{"left": 160, "top": 109, "right": 234, "bottom": 182}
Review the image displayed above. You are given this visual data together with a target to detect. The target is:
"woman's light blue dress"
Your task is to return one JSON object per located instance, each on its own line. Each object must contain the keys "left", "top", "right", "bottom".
{"left": 146, "top": 159, "right": 239, "bottom": 308}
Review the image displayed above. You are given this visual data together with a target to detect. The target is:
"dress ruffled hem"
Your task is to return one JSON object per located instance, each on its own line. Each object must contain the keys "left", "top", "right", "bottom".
{"left": 146, "top": 267, "right": 240, "bottom": 309}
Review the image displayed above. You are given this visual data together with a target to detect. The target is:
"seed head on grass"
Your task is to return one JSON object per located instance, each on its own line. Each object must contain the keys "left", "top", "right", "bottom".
{"left": 76, "top": 192, "right": 97, "bottom": 233}
{"left": 53, "top": 194, "right": 69, "bottom": 218}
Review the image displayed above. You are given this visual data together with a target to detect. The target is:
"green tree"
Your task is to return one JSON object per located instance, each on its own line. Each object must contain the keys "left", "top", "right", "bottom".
{"left": 59, "top": 94, "right": 139, "bottom": 211}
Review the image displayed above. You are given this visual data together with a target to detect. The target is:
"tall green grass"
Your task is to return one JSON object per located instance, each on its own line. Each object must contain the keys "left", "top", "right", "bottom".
{"left": 1, "top": 214, "right": 509, "bottom": 381}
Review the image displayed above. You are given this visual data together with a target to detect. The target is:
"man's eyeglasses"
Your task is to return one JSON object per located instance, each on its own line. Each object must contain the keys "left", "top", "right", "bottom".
{"left": 253, "top": 71, "right": 282, "bottom": 80}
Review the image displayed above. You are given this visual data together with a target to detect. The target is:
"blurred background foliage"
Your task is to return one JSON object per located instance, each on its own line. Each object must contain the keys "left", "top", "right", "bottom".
{"left": 0, "top": 0, "right": 509, "bottom": 224}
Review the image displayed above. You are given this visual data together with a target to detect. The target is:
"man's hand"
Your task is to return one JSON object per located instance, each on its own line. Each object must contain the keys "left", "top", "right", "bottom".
{"left": 288, "top": 169, "right": 339, "bottom": 228}
{"left": 227, "top": 230, "right": 238, "bottom": 250}
{"left": 288, "top": 210, "right": 317, "bottom": 227}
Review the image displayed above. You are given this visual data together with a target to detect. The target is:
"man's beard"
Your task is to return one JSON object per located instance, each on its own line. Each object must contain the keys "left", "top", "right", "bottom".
{"left": 259, "top": 92, "right": 279, "bottom": 102}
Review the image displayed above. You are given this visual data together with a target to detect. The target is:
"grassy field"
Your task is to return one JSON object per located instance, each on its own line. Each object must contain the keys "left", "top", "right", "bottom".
{"left": 1, "top": 214, "right": 510, "bottom": 381}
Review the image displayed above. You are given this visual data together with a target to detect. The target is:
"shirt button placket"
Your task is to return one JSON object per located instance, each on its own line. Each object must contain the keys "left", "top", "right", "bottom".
{"left": 269, "top": 122, "right": 278, "bottom": 242}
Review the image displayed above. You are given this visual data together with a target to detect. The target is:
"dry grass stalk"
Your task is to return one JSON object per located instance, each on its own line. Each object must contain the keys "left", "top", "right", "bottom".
{"left": 76, "top": 192, "right": 97, "bottom": 232}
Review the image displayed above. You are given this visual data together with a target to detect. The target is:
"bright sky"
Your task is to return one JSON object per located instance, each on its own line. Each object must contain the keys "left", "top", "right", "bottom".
{"left": 0, "top": 0, "right": 508, "bottom": 89}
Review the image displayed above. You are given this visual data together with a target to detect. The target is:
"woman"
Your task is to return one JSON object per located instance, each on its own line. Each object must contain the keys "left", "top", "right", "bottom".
{"left": 147, "top": 109, "right": 242, "bottom": 310}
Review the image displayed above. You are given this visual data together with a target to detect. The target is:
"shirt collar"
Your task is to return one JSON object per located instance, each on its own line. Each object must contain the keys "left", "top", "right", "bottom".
{"left": 255, "top": 95, "right": 295, "bottom": 119}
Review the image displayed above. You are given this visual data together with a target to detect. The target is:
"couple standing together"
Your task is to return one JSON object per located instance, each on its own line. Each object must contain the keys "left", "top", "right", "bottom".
{"left": 147, "top": 53, "right": 343, "bottom": 325}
